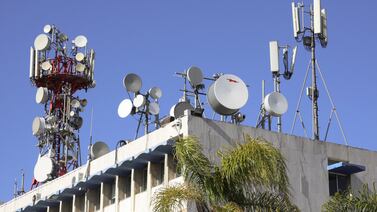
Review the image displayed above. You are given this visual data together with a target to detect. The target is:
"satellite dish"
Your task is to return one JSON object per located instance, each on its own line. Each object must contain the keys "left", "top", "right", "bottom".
{"left": 148, "top": 102, "right": 160, "bottom": 115}
{"left": 187, "top": 66, "right": 203, "bottom": 87}
{"left": 118, "top": 99, "right": 133, "bottom": 118}
{"left": 170, "top": 101, "right": 194, "bottom": 118}
{"left": 149, "top": 87, "right": 162, "bottom": 99}
{"left": 43, "top": 24, "right": 52, "bottom": 34}
{"left": 74, "top": 35, "right": 88, "bottom": 48}
{"left": 75, "top": 63, "right": 86, "bottom": 72}
{"left": 32, "top": 117, "right": 46, "bottom": 135}
{"left": 34, "top": 34, "right": 51, "bottom": 51}
{"left": 75, "top": 52, "right": 85, "bottom": 62}
{"left": 41, "top": 61, "right": 52, "bottom": 71}
{"left": 123, "top": 73, "right": 142, "bottom": 92}
{"left": 133, "top": 94, "right": 146, "bottom": 108}
{"left": 264, "top": 92, "right": 288, "bottom": 117}
{"left": 34, "top": 156, "right": 54, "bottom": 182}
{"left": 91, "top": 141, "right": 110, "bottom": 159}
{"left": 35, "top": 87, "right": 49, "bottom": 104}
{"left": 71, "top": 116, "right": 83, "bottom": 130}
{"left": 207, "top": 74, "right": 248, "bottom": 115}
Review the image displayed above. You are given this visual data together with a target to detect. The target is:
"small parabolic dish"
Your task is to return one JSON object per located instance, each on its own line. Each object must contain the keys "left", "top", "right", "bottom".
{"left": 71, "top": 99, "right": 81, "bottom": 108}
{"left": 43, "top": 24, "right": 52, "bottom": 34}
{"left": 148, "top": 102, "right": 160, "bottom": 115}
{"left": 123, "top": 73, "right": 142, "bottom": 93}
{"left": 133, "top": 94, "right": 146, "bottom": 108}
{"left": 34, "top": 156, "right": 54, "bottom": 182}
{"left": 32, "top": 117, "right": 46, "bottom": 135}
{"left": 207, "top": 74, "right": 248, "bottom": 115}
{"left": 91, "top": 141, "right": 110, "bottom": 159}
{"left": 149, "top": 87, "right": 162, "bottom": 99}
{"left": 74, "top": 35, "right": 88, "bottom": 48}
{"left": 264, "top": 92, "right": 288, "bottom": 117}
{"left": 170, "top": 101, "right": 194, "bottom": 118}
{"left": 35, "top": 87, "right": 49, "bottom": 104}
{"left": 75, "top": 52, "right": 85, "bottom": 62}
{"left": 76, "top": 63, "right": 86, "bottom": 72}
{"left": 41, "top": 61, "right": 52, "bottom": 71}
{"left": 118, "top": 99, "right": 133, "bottom": 118}
{"left": 187, "top": 66, "right": 203, "bottom": 87}
{"left": 34, "top": 34, "right": 51, "bottom": 51}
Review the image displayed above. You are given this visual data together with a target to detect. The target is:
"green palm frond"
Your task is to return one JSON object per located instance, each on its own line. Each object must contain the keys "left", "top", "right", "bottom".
{"left": 152, "top": 184, "right": 205, "bottom": 212}
{"left": 218, "top": 135, "right": 289, "bottom": 195}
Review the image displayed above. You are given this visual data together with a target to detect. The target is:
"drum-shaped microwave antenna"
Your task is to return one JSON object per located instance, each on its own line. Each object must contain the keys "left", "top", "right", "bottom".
{"left": 264, "top": 92, "right": 288, "bottom": 117}
{"left": 43, "top": 24, "right": 52, "bottom": 34}
{"left": 34, "top": 156, "right": 54, "bottom": 182}
{"left": 32, "top": 116, "right": 46, "bottom": 135}
{"left": 34, "top": 34, "right": 51, "bottom": 51}
{"left": 149, "top": 102, "right": 160, "bottom": 115}
{"left": 36, "top": 87, "right": 49, "bottom": 104}
{"left": 91, "top": 141, "right": 110, "bottom": 159}
{"left": 118, "top": 99, "right": 133, "bottom": 118}
{"left": 170, "top": 101, "right": 194, "bottom": 118}
{"left": 149, "top": 87, "right": 162, "bottom": 99}
{"left": 133, "top": 94, "right": 146, "bottom": 108}
{"left": 41, "top": 61, "right": 52, "bottom": 71}
{"left": 207, "top": 74, "right": 248, "bottom": 115}
{"left": 187, "top": 66, "right": 203, "bottom": 87}
{"left": 123, "top": 73, "right": 142, "bottom": 93}
{"left": 74, "top": 35, "right": 88, "bottom": 48}
{"left": 75, "top": 63, "right": 86, "bottom": 72}
{"left": 75, "top": 52, "right": 85, "bottom": 62}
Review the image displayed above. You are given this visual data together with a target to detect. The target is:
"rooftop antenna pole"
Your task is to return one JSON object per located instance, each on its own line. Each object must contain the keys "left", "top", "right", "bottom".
{"left": 88, "top": 107, "right": 94, "bottom": 161}
{"left": 21, "top": 169, "right": 25, "bottom": 194}
{"left": 13, "top": 178, "right": 17, "bottom": 198}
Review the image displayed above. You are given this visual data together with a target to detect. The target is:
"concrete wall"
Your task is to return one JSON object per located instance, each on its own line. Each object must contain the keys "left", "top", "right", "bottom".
{"left": 187, "top": 115, "right": 377, "bottom": 212}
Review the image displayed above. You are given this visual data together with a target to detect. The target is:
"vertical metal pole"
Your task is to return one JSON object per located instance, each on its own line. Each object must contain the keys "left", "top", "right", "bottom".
{"left": 261, "top": 80, "right": 266, "bottom": 129}
{"left": 311, "top": 6, "right": 320, "bottom": 140}
{"left": 21, "top": 169, "right": 25, "bottom": 194}
{"left": 274, "top": 75, "right": 282, "bottom": 132}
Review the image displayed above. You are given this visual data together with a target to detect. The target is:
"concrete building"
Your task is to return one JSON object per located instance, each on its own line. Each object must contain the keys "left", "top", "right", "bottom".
{"left": 1, "top": 114, "right": 376, "bottom": 212}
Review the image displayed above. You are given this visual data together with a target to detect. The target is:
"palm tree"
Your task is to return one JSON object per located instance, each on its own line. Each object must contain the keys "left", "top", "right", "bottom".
{"left": 322, "top": 184, "right": 377, "bottom": 212}
{"left": 152, "top": 135, "right": 299, "bottom": 211}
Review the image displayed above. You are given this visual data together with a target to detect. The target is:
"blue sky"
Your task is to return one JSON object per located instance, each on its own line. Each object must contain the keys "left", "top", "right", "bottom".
{"left": 0, "top": 0, "right": 376, "bottom": 201}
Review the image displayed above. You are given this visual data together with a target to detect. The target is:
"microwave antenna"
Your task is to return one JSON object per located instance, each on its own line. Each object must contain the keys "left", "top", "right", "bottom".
{"left": 29, "top": 24, "right": 95, "bottom": 188}
{"left": 290, "top": 1, "right": 347, "bottom": 144}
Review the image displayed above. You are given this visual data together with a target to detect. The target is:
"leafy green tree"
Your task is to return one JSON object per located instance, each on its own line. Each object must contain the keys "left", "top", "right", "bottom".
{"left": 153, "top": 135, "right": 299, "bottom": 211}
{"left": 322, "top": 184, "right": 377, "bottom": 212}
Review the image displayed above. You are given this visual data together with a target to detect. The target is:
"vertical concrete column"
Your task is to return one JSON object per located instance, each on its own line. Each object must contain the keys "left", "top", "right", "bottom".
{"left": 115, "top": 176, "right": 120, "bottom": 212}
{"left": 131, "top": 169, "right": 135, "bottom": 212}
{"left": 100, "top": 183, "right": 105, "bottom": 212}
{"left": 164, "top": 154, "right": 169, "bottom": 186}
{"left": 147, "top": 161, "right": 152, "bottom": 211}
{"left": 72, "top": 195, "right": 76, "bottom": 212}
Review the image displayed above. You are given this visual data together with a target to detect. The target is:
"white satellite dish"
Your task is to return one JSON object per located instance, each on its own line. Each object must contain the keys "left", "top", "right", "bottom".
{"left": 32, "top": 117, "right": 46, "bottom": 135}
{"left": 34, "top": 34, "right": 51, "bottom": 51}
{"left": 35, "top": 87, "right": 49, "bottom": 104}
{"left": 75, "top": 52, "right": 85, "bottom": 62}
{"left": 123, "top": 73, "right": 142, "bottom": 93}
{"left": 187, "top": 66, "right": 203, "bottom": 87}
{"left": 41, "top": 61, "right": 52, "bottom": 71}
{"left": 75, "top": 63, "right": 86, "bottom": 72}
{"left": 149, "top": 87, "right": 162, "bottom": 99}
{"left": 118, "top": 99, "right": 133, "bottom": 118}
{"left": 170, "top": 101, "right": 194, "bottom": 118}
{"left": 74, "top": 35, "right": 88, "bottom": 48}
{"left": 148, "top": 102, "right": 160, "bottom": 115}
{"left": 71, "top": 99, "right": 81, "bottom": 108}
{"left": 264, "top": 92, "right": 288, "bottom": 117}
{"left": 43, "top": 24, "right": 52, "bottom": 34}
{"left": 207, "top": 74, "right": 248, "bottom": 115}
{"left": 91, "top": 141, "right": 110, "bottom": 159}
{"left": 133, "top": 94, "right": 146, "bottom": 108}
{"left": 34, "top": 156, "right": 54, "bottom": 182}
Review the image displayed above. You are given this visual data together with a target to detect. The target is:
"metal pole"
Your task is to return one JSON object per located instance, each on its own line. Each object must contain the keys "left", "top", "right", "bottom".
{"left": 274, "top": 75, "right": 282, "bottom": 132}
{"left": 261, "top": 80, "right": 266, "bottom": 129}
{"left": 311, "top": 6, "right": 320, "bottom": 140}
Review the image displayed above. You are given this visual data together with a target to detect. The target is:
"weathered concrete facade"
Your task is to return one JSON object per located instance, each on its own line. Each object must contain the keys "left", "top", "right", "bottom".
{"left": 1, "top": 114, "right": 376, "bottom": 212}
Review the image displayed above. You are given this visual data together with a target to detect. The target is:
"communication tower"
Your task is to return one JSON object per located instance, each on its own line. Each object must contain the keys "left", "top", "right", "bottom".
{"left": 29, "top": 24, "right": 95, "bottom": 187}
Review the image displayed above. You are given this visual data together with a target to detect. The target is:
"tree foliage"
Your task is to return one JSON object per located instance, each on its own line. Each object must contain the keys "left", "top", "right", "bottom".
{"left": 153, "top": 135, "right": 299, "bottom": 211}
{"left": 322, "top": 183, "right": 377, "bottom": 212}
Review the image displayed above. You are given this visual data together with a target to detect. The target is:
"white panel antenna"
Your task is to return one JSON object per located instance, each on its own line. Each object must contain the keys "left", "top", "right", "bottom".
{"left": 313, "top": 0, "right": 322, "bottom": 34}
{"left": 320, "top": 9, "right": 328, "bottom": 48}
{"left": 29, "top": 47, "right": 35, "bottom": 78}
{"left": 291, "top": 2, "right": 301, "bottom": 38}
{"left": 269, "top": 41, "right": 279, "bottom": 73}
{"left": 290, "top": 46, "right": 298, "bottom": 74}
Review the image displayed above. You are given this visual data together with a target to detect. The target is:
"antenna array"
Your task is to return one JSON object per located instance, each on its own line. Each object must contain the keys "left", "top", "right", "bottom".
{"left": 29, "top": 24, "right": 95, "bottom": 186}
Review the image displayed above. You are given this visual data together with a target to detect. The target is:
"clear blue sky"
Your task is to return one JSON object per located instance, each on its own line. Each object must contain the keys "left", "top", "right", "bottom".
{"left": 0, "top": 0, "right": 376, "bottom": 201}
